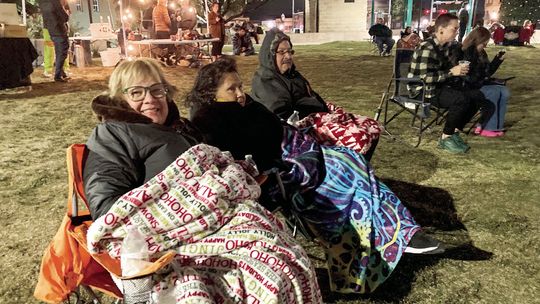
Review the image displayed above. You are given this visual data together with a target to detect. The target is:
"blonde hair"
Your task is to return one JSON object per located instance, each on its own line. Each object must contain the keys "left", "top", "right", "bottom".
{"left": 523, "top": 20, "right": 531, "bottom": 27}
{"left": 462, "top": 27, "right": 491, "bottom": 50}
{"left": 108, "top": 58, "right": 177, "bottom": 100}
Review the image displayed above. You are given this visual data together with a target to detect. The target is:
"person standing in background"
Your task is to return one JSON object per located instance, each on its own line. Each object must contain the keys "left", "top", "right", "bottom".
{"left": 152, "top": 0, "right": 171, "bottom": 40}
{"left": 208, "top": 2, "right": 225, "bottom": 62}
{"left": 153, "top": 0, "right": 173, "bottom": 64}
{"left": 42, "top": 28, "right": 70, "bottom": 77}
{"left": 142, "top": 0, "right": 157, "bottom": 38}
{"left": 458, "top": 2, "right": 469, "bottom": 42}
{"left": 40, "top": 0, "right": 70, "bottom": 82}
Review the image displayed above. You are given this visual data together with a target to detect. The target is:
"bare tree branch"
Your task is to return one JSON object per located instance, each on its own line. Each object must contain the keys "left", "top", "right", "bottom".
{"left": 223, "top": 0, "right": 273, "bottom": 23}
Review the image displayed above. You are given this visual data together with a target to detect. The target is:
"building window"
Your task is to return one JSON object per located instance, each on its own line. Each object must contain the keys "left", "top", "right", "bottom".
{"left": 92, "top": 0, "right": 100, "bottom": 12}
{"left": 76, "top": 0, "right": 83, "bottom": 12}
{"left": 345, "top": 0, "right": 354, "bottom": 2}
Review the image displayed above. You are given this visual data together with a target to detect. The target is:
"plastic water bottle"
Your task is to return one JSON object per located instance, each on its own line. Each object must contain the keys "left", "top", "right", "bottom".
{"left": 121, "top": 227, "right": 150, "bottom": 276}
{"left": 286, "top": 110, "right": 300, "bottom": 126}
{"left": 121, "top": 227, "right": 153, "bottom": 304}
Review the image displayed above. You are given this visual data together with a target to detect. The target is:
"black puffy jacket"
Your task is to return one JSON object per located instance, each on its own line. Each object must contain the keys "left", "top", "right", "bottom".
{"left": 83, "top": 96, "right": 197, "bottom": 219}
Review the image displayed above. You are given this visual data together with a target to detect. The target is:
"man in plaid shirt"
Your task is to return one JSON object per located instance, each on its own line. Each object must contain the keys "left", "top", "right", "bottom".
{"left": 408, "top": 14, "right": 493, "bottom": 154}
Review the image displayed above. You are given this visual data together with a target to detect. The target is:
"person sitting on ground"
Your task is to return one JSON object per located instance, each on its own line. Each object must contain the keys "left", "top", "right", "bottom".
{"left": 397, "top": 26, "right": 422, "bottom": 49}
{"left": 232, "top": 24, "right": 255, "bottom": 56}
{"left": 504, "top": 21, "right": 521, "bottom": 46}
{"left": 83, "top": 57, "right": 322, "bottom": 303}
{"left": 246, "top": 21, "right": 260, "bottom": 44}
{"left": 519, "top": 19, "right": 535, "bottom": 45}
{"left": 490, "top": 22, "right": 505, "bottom": 45}
{"left": 368, "top": 17, "right": 395, "bottom": 56}
{"left": 187, "top": 57, "right": 445, "bottom": 295}
{"left": 251, "top": 28, "right": 382, "bottom": 160}
{"left": 451, "top": 27, "right": 510, "bottom": 137}
{"left": 408, "top": 13, "right": 494, "bottom": 154}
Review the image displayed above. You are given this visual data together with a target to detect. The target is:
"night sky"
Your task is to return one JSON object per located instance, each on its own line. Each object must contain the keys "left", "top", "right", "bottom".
{"left": 245, "top": 0, "right": 305, "bottom": 21}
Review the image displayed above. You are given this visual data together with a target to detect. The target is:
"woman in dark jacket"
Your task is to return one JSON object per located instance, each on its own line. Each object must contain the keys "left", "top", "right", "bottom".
{"left": 452, "top": 27, "right": 510, "bottom": 137}
{"left": 187, "top": 57, "right": 443, "bottom": 295}
{"left": 83, "top": 58, "right": 199, "bottom": 219}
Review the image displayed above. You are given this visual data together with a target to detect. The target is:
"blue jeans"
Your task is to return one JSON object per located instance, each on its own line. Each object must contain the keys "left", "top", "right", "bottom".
{"left": 480, "top": 85, "right": 510, "bottom": 131}
{"left": 374, "top": 36, "right": 395, "bottom": 54}
{"left": 50, "top": 34, "right": 69, "bottom": 80}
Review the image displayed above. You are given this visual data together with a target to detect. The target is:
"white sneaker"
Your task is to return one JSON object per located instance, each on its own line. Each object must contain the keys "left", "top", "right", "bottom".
{"left": 43, "top": 71, "right": 53, "bottom": 78}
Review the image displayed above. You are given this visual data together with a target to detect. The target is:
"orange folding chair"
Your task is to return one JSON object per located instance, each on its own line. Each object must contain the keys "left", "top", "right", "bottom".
{"left": 34, "top": 144, "right": 173, "bottom": 303}
{"left": 34, "top": 144, "right": 123, "bottom": 303}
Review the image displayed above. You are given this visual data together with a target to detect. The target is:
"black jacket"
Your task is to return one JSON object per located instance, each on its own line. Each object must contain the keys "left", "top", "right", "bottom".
{"left": 451, "top": 45, "right": 504, "bottom": 89}
{"left": 39, "top": 0, "right": 69, "bottom": 36}
{"left": 251, "top": 28, "right": 328, "bottom": 120}
{"left": 189, "top": 96, "right": 284, "bottom": 172}
{"left": 83, "top": 95, "right": 197, "bottom": 219}
{"left": 368, "top": 24, "right": 392, "bottom": 38}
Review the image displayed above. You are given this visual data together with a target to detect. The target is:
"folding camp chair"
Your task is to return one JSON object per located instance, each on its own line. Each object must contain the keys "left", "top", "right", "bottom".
{"left": 375, "top": 48, "right": 447, "bottom": 147}
{"left": 34, "top": 144, "right": 174, "bottom": 304}
{"left": 262, "top": 168, "right": 316, "bottom": 241}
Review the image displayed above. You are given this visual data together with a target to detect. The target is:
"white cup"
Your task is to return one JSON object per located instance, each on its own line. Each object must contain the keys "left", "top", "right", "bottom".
{"left": 458, "top": 60, "right": 470, "bottom": 67}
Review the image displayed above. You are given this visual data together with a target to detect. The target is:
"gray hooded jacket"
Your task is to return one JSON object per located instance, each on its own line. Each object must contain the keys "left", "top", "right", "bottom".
{"left": 250, "top": 28, "right": 328, "bottom": 120}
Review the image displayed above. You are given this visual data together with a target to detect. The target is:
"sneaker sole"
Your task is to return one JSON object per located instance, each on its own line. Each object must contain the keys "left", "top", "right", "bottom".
{"left": 437, "top": 144, "right": 468, "bottom": 154}
{"left": 404, "top": 245, "right": 445, "bottom": 254}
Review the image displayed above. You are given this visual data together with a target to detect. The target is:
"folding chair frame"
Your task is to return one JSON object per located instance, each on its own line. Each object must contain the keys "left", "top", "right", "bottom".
{"left": 67, "top": 144, "right": 123, "bottom": 304}
{"left": 376, "top": 48, "right": 448, "bottom": 147}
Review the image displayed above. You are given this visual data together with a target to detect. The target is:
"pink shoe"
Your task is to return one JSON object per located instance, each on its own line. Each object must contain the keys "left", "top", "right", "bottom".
{"left": 479, "top": 130, "right": 504, "bottom": 137}
{"left": 474, "top": 126, "right": 482, "bottom": 135}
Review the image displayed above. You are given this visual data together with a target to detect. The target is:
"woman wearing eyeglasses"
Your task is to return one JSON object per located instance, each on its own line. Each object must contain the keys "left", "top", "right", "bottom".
{"left": 251, "top": 28, "right": 382, "bottom": 161}
{"left": 82, "top": 58, "right": 322, "bottom": 304}
{"left": 83, "top": 58, "right": 200, "bottom": 219}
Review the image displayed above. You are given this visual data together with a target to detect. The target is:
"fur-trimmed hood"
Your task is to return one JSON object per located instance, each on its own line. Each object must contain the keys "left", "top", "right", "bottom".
{"left": 91, "top": 94, "right": 180, "bottom": 125}
{"left": 91, "top": 94, "right": 202, "bottom": 143}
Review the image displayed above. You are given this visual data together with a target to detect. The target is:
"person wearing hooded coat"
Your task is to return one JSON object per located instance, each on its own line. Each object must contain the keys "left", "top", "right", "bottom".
{"left": 251, "top": 28, "right": 382, "bottom": 160}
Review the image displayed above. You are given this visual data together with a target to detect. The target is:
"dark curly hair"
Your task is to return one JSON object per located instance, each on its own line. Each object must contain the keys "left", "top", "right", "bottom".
{"left": 185, "top": 57, "right": 238, "bottom": 108}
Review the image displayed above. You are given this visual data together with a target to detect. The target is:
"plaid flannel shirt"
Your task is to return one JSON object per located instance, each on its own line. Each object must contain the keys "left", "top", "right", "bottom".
{"left": 408, "top": 37, "right": 452, "bottom": 99}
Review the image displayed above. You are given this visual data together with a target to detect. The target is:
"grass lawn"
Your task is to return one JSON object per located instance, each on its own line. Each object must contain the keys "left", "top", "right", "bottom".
{"left": 0, "top": 41, "right": 538, "bottom": 303}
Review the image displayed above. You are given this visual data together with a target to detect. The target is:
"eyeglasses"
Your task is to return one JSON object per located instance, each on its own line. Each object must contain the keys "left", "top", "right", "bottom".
{"left": 123, "top": 83, "right": 168, "bottom": 102}
{"left": 275, "top": 49, "right": 295, "bottom": 55}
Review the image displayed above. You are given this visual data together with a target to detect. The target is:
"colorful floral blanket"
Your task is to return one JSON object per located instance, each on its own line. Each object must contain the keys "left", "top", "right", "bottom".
{"left": 295, "top": 103, "right": 382, "bottom": 155}
{"left": 277, "top": 127, "right": 420, "bottom": 293}
{"left": 87, "top": 144, "right": 322, "bottom": 303}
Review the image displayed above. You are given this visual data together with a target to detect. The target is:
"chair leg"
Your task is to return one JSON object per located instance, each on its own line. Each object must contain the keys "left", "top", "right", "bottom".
{"left": 415, "top": 117, "right": 424, "bottom": 147}
{"left": 81, "top": 285, "right": 102, "bottom": 304}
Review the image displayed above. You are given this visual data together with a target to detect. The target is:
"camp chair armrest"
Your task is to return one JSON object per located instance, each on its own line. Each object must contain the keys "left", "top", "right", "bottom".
{"left": 393, "top": 77, "right": 425, "bottom": 84}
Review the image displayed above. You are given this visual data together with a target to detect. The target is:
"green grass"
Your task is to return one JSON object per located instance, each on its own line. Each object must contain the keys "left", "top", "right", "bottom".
{"left": 0, "top": 42, "right": 538, "bottom": 303}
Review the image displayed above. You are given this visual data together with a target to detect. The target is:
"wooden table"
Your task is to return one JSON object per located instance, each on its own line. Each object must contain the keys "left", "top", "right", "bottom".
{"left": 128, "top": 38, "right": 219, "bottom": 60}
